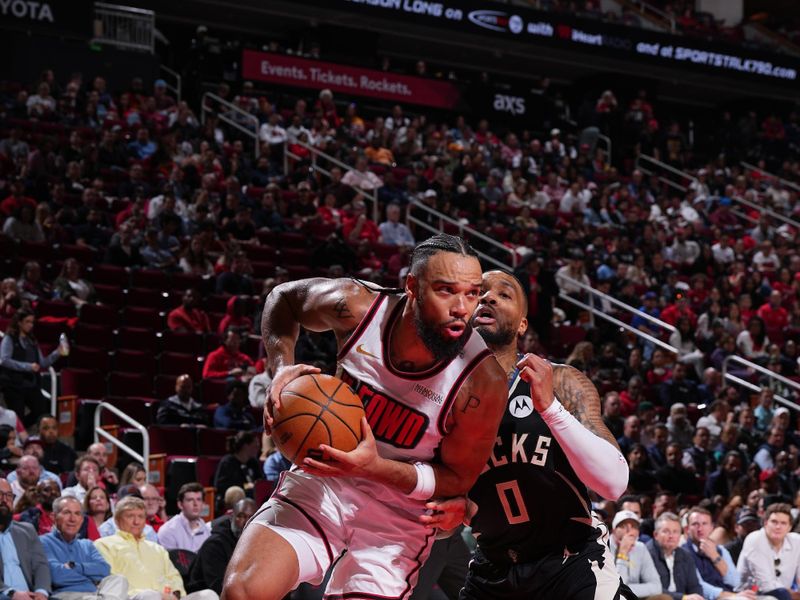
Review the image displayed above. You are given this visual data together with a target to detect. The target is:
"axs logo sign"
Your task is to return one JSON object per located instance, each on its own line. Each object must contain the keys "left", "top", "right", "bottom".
{"left": 493, "top": 94, "right": 526, "bottom": 116}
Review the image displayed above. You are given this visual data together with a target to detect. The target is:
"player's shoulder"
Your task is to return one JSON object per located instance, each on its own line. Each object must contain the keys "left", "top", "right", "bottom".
{"left": 467, "top": 353, "right": 506, "bottom": 392}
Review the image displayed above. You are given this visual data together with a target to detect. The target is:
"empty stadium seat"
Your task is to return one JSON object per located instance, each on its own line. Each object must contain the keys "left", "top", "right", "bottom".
{"left": 159, "top": 352, "right": 203, "bottom": 381}
{"left": 61, "top": 368, "right": 106, "bottom": 399}
{"left": 107, "top": 371, "right": 154, "bottom": 398}
{"left": 114, "top": 349, "right": 157, "bottom": 377}
{"left": 197, "top": 428, "right": 236, "bottom": 456}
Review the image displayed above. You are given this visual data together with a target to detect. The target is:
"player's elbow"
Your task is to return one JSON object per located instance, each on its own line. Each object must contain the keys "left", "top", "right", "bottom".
{"left": 596, "top": 461, "right": 630, "bottom": 501}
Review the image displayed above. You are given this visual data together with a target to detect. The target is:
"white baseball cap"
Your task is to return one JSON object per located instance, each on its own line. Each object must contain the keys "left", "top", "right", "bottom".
{"left": 612, "top": 510, "right": 641, "bottom": 529}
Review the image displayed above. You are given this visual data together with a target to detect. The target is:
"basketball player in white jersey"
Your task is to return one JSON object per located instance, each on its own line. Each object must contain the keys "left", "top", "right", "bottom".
{"left": 222, "top": 234, "right": 507, "bottom": 600}
{"left": 423, "top": 270, "right": 633, "bottom": 599}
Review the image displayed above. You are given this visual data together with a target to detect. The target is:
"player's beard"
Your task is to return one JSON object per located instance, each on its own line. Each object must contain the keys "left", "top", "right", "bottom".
{"left": 413, "top": 302, "right": 468, "bottom": 363}
{"left": 476, "top": 322, "right": 516, "bottom": 347}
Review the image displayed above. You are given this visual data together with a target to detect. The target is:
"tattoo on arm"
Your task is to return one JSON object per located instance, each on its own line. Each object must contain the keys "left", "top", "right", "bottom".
{"left": 553, "top": 366, "right": 620, "bottom": 450}
{"left": 334, "top": 297, "right": 353, "bottom": 320}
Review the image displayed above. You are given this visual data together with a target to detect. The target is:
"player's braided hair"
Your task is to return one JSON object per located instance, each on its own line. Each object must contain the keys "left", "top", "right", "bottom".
{"left": 409, "top": 233, "right": 478, "bottom": 278}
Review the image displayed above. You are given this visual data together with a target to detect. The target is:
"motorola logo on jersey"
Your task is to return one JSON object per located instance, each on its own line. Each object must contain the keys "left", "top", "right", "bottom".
{"left": 341, "top": 370, "right": 428, "bottom": 449}
{"left": 509, "top": 395, "right": 533, "bottom": 418}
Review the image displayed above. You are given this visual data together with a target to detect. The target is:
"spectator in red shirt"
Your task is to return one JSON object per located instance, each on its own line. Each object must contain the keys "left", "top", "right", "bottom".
{"left": 0, "top": 178, "right": 37, "bottom": 218}
{"left": 203, "top": 328, "right": 254, "bottom": 379}
{"left": 342, "top": 199, "right": 380, "bottom": 244}
{"left": 217, "top": 295, "right": 253, "bottom": 336}
{"left": 757, "top": 290, "right": 789, "bottom": 334}
{"left": 660, "top": 293, "right": 697, "bottom": 329}
{"left": 167, "top": 289, "right": 211, "bottom": 333}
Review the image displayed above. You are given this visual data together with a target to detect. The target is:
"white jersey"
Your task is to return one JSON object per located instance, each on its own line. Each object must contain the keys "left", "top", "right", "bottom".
{"left": 338, "top": 292, "right": 494, "bottom": 463}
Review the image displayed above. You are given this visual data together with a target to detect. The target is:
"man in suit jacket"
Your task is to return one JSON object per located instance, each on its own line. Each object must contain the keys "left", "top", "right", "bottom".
{"left": 0, "top": 477, "right": 51, "bottom": 599}
{"left": 647, "top": 512, "right": 704, "bottom": 600}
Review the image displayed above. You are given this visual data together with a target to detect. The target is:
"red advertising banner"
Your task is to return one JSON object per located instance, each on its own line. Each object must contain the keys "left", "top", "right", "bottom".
{"left": 242, "top": 50, "right": 461, "bottom": 109}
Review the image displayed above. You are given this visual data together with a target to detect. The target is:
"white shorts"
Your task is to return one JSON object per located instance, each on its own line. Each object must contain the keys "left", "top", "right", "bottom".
{"left": 249, "top": 469, "right": 436, "bottom": 599}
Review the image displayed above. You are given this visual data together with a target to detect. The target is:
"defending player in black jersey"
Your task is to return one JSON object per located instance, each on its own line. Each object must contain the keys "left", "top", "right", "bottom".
{"left": 423, "top": 270, "right": 633, "bottom": 600}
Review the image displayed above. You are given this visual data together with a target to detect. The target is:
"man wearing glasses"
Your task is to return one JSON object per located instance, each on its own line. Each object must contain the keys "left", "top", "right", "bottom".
{"left": 738, "top": 503, "right": 800, "bottom": 600}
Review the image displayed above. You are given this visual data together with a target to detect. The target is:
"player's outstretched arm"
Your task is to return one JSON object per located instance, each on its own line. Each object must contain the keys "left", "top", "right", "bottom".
{"left": 552, "top": 364, "right": 620, "bottom": 450}
{"left": 261, "top": 277, "right": 376, "bottom": 428}
{"left": 518, "top": 355, "right": 628, "bottom": 500}
{"left": 435, "top": 356, "right": 508, "bottom": 497}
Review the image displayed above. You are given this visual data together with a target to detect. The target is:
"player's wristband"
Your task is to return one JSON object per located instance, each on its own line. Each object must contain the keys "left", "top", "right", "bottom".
{"left": 408, "top": 462, "right": 436, "bottom": 500}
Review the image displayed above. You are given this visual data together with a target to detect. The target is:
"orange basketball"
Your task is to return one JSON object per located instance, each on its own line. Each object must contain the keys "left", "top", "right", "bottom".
{"left": 273, "top": 374, "right": 365, "bottom": 465}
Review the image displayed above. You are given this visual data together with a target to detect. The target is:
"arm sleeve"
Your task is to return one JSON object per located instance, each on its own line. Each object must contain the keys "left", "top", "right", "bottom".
{"left": 195, "top": 538, "right": 228, "bottom": 594}
{"left": 75, "top": 543, "right": 111, "bottom": 580}
{"left": 720, "top": 547, "right": 740, "bottom": 590}
{"left": 39, "top": 348, "right": 60, "bottom": 370}
{"left": 697, "top": 568, "right": 722, "bottom": 600}
{"left": 631, "top": 547, "right": 666, "bottom": 597}
{"left": 539, "top": 399, "right": 629, "bottom": 500}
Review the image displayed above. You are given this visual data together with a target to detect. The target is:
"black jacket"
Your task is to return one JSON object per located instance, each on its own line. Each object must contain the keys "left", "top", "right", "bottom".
{"left": 646, "top": 540, "right": 703, "bottom": 599}
{"left": 186, "top": 516, "right": 235, "bottom": 594}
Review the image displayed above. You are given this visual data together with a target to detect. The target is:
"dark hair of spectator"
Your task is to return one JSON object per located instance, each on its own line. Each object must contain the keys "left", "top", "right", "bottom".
{"left": 177, "top": 481, "right": 204, "bottom": 502}
{"left": 83, "top": 485, "right": 112, "bottom": 521}
{"left": 227, "top": 431, "right": 257, "bottom": 454}
{"left": 6, "top": 309, "right": 36, "bottom": 341}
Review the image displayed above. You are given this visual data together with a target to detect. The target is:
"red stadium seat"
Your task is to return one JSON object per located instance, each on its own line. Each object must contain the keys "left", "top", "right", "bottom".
{"left": 154, "top": 374, "right": 179, "bottom": 399}
{"left": 90, "top": 265, "right": 130, "bottom": 288}
{"left": 149, "top": 426, "right": 198, "bottom": 455}
{"left": 102, "top": 396, "right": 157, "bottom": 427}
{"left": 59, "top": 244, "right": 98, "bottom": 266}
{"left": 161, "top": 331, "right": 204, "bottom": 354}
{"left": 116, "top": 327, "right": 159, "bottom": 354}
{"left": 61, "top": 368, "right": 106, "bottom": 399}
{"left": 33, "top": 320, "right": 70, "bottom": 345}
{"left": 68, "top": 345, "right": 111, "bottom": 372}
{"left": 114, "top": 349, "right": 157, "bottom": 378}
{"left": 122, "top": 306, "right": 164, "bottom": 330}
{"left": 73, "top": 323, "right": 114, "bottom": 349}
{"left": 200, "top": 378, "right": 228, "bottom": 405}
{"left": 276, "top": 232, "right": 308, "bottom": 248}
{"left": 197, "top": 428, "right": 236, "bottom": 456}
{"left": 125, "top": 288, "right": 168, "bottom": 311}
{"left": 79, "top": 304, "right": 120, "bottom": 327}
{"left": 93, "top": 284, "right": 125, "bottom": 307}
{"left": 131, "top": 269, "right": 169, "bottom": 290}
{"left": 108, "top": 371, "right": 154, "bottom": 398}
{"left": 196, "top": 455, "right": 223, "bottom": 487}
{"left": 35, "top": 300, "right": 76, "bottom": 319}
{"left": 159, "top": 352, "right": 203, "bottom": 381}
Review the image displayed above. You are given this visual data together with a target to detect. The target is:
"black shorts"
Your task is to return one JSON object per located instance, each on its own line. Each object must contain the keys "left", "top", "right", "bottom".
{"left": 459, "top": 536, "right": 637, "bottom": 600}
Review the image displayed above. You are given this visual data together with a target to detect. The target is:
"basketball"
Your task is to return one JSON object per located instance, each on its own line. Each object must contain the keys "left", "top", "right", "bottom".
{"left": 273, "top": 374, "right": 365, "bottom": 464}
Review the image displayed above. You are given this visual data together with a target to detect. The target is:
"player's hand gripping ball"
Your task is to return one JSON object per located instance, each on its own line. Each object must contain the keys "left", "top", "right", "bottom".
{"left": 273, "top": 374, "right": 365, "bottom": 464}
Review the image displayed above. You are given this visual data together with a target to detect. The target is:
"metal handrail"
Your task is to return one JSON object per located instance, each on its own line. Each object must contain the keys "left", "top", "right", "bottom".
{"left": 635, "top": 154, "right": 697, "bottom": 193}
{"left": 283, "top": 140, "right": 380, "bottom": 223}
{"left": 407, "top": 201, "right": 518, "bottom": 268}
{"left": 94, "top": 402, "right": 150, "bottom": 478}
{"left": 556, "top": 274, "right": 677, "bottom": 333}
{"left": 741, "top": 161, "right": 800, "bottom": 193}
{"left": 731, "top": 194, "right": 800, "bottom": 230}
{"left": 44, "top": 366, "right": 57, "bottom": 417}
{"left": 159, "top": 65, "right": 182, "bottom": 104}
{"left": 722, "top": 355, "right": 800, "bottom": 411}
{"left": 558, "top": 291, "right": 680, "bottom": 354}
{"left": 597, "top": 133, "right": 612, "bottom": 166}
{"left": 201, "top": 92, "right": 259, "bottom": 159}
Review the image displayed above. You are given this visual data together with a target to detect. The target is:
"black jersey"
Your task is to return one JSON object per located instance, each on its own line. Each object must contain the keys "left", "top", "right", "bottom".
{"left": 468, "top": 368, "right": 595, "bottom": 559}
